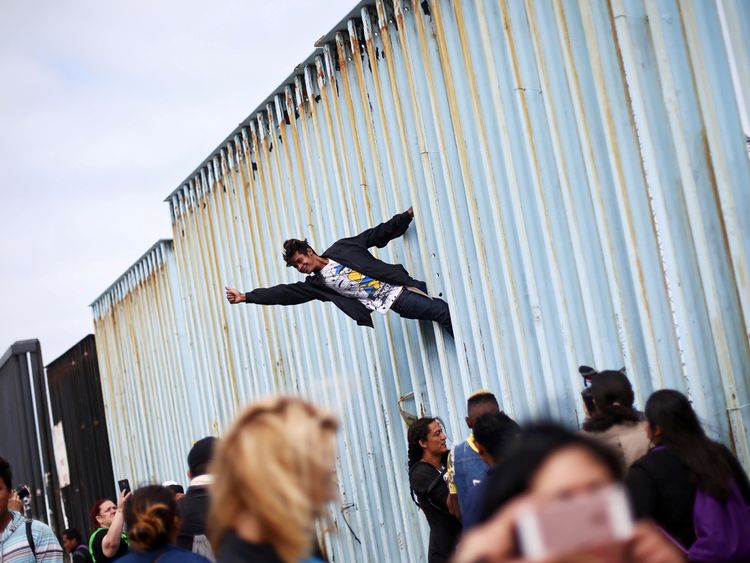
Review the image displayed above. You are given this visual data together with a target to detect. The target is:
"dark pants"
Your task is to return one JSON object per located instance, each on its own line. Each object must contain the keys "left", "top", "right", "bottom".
{"left": 390, "top": 290, "right": 453, "bottom": 337}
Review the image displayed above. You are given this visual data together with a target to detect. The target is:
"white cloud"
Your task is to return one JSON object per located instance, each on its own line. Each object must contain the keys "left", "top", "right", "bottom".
{"left": 0, "top": 0, "right": 356, "bottom": 361}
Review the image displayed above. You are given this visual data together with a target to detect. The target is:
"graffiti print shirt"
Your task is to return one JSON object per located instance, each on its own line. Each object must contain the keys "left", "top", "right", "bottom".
{"left": 319, "top": 258, "right": 403, "bottom": 314}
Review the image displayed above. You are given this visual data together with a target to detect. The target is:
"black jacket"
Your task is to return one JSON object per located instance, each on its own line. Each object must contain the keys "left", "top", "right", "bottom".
{"left": 626, "top": 448, "right": 697, "bottom": 547}
{"left": 72, "top": 545, "right": 93, "bottom": 563}
{"left": 217, "top": 533, "right": 284, "bottom": 563}
{"left": 244, "top": 211, "right": 426, "bottom": 327}
{"left": 176, "top": 485, "right": 211, "bottom": 550}
{"left": 626, "top": 444, "right": 750, "bottom": 549}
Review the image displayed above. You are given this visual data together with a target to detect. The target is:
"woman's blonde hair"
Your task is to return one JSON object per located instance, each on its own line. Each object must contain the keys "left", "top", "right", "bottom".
{"left": 209, "top": 396, "right": 338, "bottom": 563}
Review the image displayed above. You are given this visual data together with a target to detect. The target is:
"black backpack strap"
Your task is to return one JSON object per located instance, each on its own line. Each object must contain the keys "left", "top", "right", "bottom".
{"left": 25, "top": 519, "right": 36, "bottom": 559}
{"left": 408, "top": 461, "right": 449, "bottom": 513}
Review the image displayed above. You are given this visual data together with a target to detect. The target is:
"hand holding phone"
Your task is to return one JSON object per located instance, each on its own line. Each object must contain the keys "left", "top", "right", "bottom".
{"left": 516, "top": 484, "right": 634, "bottom": 560}
{"left": 116, "top": 480, "right": 131, "bottom": 512}
{"left": 452, "top": 495, "right": 533, "bottom": 563}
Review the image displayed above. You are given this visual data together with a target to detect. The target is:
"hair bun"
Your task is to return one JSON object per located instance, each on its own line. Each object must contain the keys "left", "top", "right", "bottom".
{"left": 129, "top": 506, "right": 168, "bottom": 551}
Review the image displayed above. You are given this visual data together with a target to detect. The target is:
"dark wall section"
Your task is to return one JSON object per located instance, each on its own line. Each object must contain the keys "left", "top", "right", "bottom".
{"left": 0, "top": 339, "right": 62, "bottom": 533}
{"left": 47, "top": 334, "right": 116, "bottom": 537}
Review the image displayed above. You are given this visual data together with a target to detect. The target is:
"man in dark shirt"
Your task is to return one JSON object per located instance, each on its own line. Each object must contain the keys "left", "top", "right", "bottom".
{"left": 459, "top": 411, "right": 520, "bottom": 529}
{"left": 63, "top": 528, "right": 92, "bottom": 563}
{"left": 177, "top": 437, "right": 216, "bottom": 555}
{"left": 408, "top": 418, "right": 462, "bottom": 563}
{"left": 225, "top": 207, "right": 453, "bottom": 336}
{"left": 410, "top": 463, "right": 462, "bottom": 563}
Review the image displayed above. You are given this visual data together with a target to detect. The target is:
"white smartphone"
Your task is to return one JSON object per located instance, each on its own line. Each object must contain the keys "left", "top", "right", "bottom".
{"left": 515, "top": 484, "right": 634, "bottom": 560}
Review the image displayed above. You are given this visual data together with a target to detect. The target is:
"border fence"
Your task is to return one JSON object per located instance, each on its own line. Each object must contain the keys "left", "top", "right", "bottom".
{"left": 46, "top": 335, "right": 117, "bottom": 537}
{"left": 0, "top": 340, "right": 62, "bottom": 534}
{"left": 91, "top": 1, "right": 750, "bottom": 561}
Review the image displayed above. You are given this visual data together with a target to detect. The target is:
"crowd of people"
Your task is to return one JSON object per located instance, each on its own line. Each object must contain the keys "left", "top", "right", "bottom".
{"left": 0, "top": 397, "right": 336, "bottom": 563}
{"left": 407, "top": 375, "right": 750, "bottom": 563}
{"left": 2, "top": 368, "right": 750, "bottom": 563}
{"left": 224, "top": 206, "right": 750, "bottom": 560}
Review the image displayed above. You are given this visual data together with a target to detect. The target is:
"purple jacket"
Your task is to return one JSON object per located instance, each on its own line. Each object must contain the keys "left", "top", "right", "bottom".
{"left": 689, "top": 480, "right": 750, "bottom": 563}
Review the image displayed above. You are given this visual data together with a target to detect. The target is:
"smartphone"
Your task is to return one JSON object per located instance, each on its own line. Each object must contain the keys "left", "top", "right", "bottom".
{"left": 117, "top": 479, "right": 131, "bottom": 495}
{"left": 516, "top": 484, "right": 634, "bottom": 560}
{"left": 15, "top": 485, "right": 31, "bottom": 500}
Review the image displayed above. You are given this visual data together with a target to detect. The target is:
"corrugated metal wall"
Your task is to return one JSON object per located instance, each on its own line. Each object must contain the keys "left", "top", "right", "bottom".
{"left": 0, "top": 340, "right": 62, "bottom": 533}
{"left": 91, "top": 240, "right": 200, "bottom": 488}
{"left": 92, "top": 1, "right": 750, "bottom": 561}
{"left": 47, "top": 335, "right": 117, "bottom": 537}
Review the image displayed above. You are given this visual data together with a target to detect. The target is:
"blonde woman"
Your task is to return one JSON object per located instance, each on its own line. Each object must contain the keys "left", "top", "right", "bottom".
{"left": 210, "top": 397, "right": 338, "bottom": 563}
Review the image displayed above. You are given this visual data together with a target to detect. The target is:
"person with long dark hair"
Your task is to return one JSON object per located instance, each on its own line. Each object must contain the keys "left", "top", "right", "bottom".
{"left": 581, "top": 370, "right": 649, "bottom": 469}
{"left": 626, "top": 389, "right": 750, "bottom": 555}
{"left": 407, "top": 417, "right": 461, "bottom": 563}
{"left": 454, "top": 424, "right": 686, "bottom": 563}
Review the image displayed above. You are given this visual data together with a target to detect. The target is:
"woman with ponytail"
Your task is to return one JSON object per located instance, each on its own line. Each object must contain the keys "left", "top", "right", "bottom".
{"left": 117, "top": 485, "right": 211, "bottom": 563}
{"left": 581, "top": 370, "right": 650, "bottom": 469}
{"left": 627, "top": 389, "right": 750, "bottom": 556}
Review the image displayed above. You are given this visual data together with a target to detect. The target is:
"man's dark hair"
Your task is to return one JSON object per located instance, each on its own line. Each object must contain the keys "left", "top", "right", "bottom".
{"left": 0, "top": 456, "right": 11, "bottom": 490}
{"left": 407, "top": 417, "right": 438, "bottom": 468}
{"left": 473, "top": 412, "right": 521, "bottom": 463}
{"left": 282, "top": 239, "right": 316, "bottom": 266}
{"left": 63, "top": 528, "right": 83, "bottom": 544}
{"left": 187, "top": 436, "right": 217, "bottom": 477}
{"left": 406, "top": 417, "right": 449, "bottom": 468}
{"left": 467, "top": 391, "right": 498, "bottom": 410}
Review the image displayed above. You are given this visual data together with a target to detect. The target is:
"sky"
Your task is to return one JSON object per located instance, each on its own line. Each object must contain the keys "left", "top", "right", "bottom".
{"left": 0, "top": 0, "right": 356, "bottom": 363}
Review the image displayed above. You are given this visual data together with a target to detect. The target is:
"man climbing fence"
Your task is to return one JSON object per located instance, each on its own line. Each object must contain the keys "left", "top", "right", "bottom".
{"left": 225, "top": 207, "right": 453, "bottom": 337}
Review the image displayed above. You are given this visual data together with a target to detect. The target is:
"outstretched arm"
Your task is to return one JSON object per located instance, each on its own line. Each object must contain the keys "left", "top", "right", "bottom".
{"left": 226, "top": 287, "right": 246, "bottom": 303}
{"left": 226, "top": 283, "right": 317, "bottom": 306}
{"left": 102, "top": 491, "right": 129, "bottom": 557}
{"left": 347, "top": 207, "right": 414, "bottom": 249}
